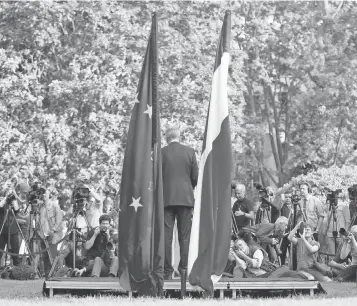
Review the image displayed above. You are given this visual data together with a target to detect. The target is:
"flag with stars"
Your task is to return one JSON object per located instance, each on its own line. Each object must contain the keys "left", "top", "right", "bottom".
{"left": 118, "top": 13, "right": 164, "bottom": 297}
{"left": 187, "top": 11, "right": 232, "bottom": 295}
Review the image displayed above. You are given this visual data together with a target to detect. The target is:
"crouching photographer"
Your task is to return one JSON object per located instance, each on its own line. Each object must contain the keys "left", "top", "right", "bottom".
{"left": 77, "top": 215, "right": 118, "bottom": 277}
{"left": 328, "top": 226, "right": 357, "bottom": 282}
{"left": 0, "top": 182, "right": 21, "bottom": 266}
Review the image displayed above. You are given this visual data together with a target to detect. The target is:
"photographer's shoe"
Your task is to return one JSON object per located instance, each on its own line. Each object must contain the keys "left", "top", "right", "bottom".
{"left": 75, "top": 268, "right": 85, "bottom": 277}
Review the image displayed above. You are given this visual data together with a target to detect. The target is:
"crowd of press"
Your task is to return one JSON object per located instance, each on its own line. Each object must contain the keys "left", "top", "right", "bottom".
{"left": 0, "top": 127, "right": 356, "bottom": 282}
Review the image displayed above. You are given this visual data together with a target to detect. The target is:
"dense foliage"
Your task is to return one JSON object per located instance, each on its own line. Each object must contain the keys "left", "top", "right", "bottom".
{"left": 0, "top": 1, "right": 356, "bottom": 200}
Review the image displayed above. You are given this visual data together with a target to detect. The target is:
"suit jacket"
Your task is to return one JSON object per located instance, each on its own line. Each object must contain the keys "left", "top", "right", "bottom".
{"left": 162, "top": 142, "right": 198, "bottom": 208}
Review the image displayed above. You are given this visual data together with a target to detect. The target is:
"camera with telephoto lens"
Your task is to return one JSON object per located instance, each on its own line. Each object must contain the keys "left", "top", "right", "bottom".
{"left": 72, "top": 185, "right": 90, "bottom": 214}
{"left": 27, "top": 182, "right": 46, "bottom": 212}
{"left": 255, "top": 183, "right": 273, "bottom": 209}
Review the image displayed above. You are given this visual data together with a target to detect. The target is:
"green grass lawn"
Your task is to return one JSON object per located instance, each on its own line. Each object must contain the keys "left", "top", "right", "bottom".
{"left": 0, "top": 279, "right": 356, "bottom": 306}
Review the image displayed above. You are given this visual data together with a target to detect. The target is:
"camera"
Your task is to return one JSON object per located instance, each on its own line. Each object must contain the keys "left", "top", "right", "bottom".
{"left": 291, "top": 190, "right": 302, "bottom": 203}
{"left": 348, "top": 185, "right": 357, "bottom": 200}
{"left": 72, "top": 185, "right": 90, "bottom": 214}
{"left": 255, "top": 183, "right": 273, "bottom": 209}
{"left": 339, "top": 228, "right": 350, "bottom": 237}
{"left": 326, "top": 188, "right": 342, "bottom": 209}
{"left": 299, "top": 221, "right": 305, "bottom": 233}
{"left": 4, "top": 192, "right": 17, "bottom": 208}
{"left": 69, "top": 230, "right": 87, "bottom": 243}
{"left": 27, "top": 182, "right": 46, "bottom": 212}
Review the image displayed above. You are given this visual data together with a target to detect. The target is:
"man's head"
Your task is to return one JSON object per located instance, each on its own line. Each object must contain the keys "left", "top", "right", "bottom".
{"left": 18, "top": 181, "right": 30, "bottom": 197}
{"left": 103, "top": 198, "right": 113, "bottom": 213}
{"left": 99, "top": 214, "right": 111, "bottom": 231}
{"left": 283, "top": 193, "right": 292, "bottom": 206}
{"left": 274, "top": 216, "right": 289, "bottom": 234}
{"left": 165, "top": 125, "right": 180, "bottom": 144}
{"left": 87, "top": 196, "right": 96, "bottom": 210}
{"left": 299, "top": 182, "right": 310, "bottom": 198}
{"left": 19, "top": 166, "right": 29, "bottom": 179}
{"left": 234, "top": 184, "right": 246, "bottom": 200}
{"left": 234, "top": 239, "right": 249, "bottom": 255}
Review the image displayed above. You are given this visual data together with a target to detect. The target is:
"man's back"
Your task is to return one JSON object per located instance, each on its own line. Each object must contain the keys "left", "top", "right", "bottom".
{"left": 162, "top": 142, "right": 198, "bottom": 207}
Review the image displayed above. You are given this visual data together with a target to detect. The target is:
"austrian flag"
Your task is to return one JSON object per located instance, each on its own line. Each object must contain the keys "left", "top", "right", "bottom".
{"left": 187, "top": 11, "right": 233, "bottom": 295}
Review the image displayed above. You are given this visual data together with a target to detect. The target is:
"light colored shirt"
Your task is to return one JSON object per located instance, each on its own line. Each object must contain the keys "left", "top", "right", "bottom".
{"left": 249, "top": 249, "right": 266, "bottom": 276}
{"left": 297, "top": 195, "right": 325, "bottom": 229}
{"left": 325, "top": 204, "right": 351, "bottom": 237}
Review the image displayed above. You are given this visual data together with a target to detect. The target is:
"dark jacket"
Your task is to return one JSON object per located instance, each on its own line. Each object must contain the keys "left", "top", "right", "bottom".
{"left": 161, "top": 142, "right": 198, "bottom": 208}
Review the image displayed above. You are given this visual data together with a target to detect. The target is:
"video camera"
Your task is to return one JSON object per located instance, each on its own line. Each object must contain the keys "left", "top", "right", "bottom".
{"left": 326, "top": 188, "right": 342, "bottom": 210}
{"left": 255, "top": 183, "right": 273, "bottom": 209}
{"left": 72, "top": 185, "right": 90, "bottom": 214}
{"left": 291, "top": 189, "right": 302, "bottom": 204}
{"left": 27, "top": 182, "right": 46, "bottom": 212}
{"left": 4, "top": 192, "right": 17, "bottom": 208}
{"left": 69, "top": 230, "right": 87, "bottom": 243}
{"left": 348, "top": 185, "right": 357, "bottom": 200}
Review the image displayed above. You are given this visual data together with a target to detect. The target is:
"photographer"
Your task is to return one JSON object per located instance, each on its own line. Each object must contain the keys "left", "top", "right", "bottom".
{"left": 232, "top": 184, "right": 254, "bottom": 231}
{"left": 328, "top": 225, "right": 357, "bottom": 282}
{"left": 0, "top": 182, "right": 21, "bottom": 266}
{"left": 298, "top": 182, "right": 325, "bottom": 241}
{"left": 228, "top": 236, "right": 306, "bottom": 279}
{"left": 245, "top": 216, "right": 288, "bottom": 263}
{"left": 72, "top": 177, "right": 103, "bottom": 230}
{"left": 348, "top": 185, "right": 357, "bottom": 226}
{"left": 323, "top": 196, "right": 350, "bottom": 255}
{"left": 80, "top": 214, "right": 118, "bottom": 277}
{"left": 288, "top": 221, "right": 332, "bottom": 282}
{"left": 31, "top": 187, "right": 63, "bottom": 275}
{"left": 255, "top": 185, "right": 280, "bottom": 225}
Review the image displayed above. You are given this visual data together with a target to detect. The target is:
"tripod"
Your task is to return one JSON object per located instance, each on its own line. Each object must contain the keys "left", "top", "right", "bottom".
{"left": 287, "top": 200, "right": 308, "bottom": 270}
{"left": 0, "top": 206, "right": 40, "bottom": 276}
{"left": 47, "top": 209, "right": 91, "bottom": 278}
{"left": 26, "top": 208, "right": 55, "bottom": 276}
{"left": 324, "top": 204, "right": 339, "bottom": 255}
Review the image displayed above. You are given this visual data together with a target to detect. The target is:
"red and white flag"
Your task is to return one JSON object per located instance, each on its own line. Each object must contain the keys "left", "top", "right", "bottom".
{"left": 188, "top": 11, "right": 233, "bottom": 295}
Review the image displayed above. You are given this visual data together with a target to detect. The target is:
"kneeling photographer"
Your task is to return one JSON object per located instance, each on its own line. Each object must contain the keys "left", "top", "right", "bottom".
{"left": 0, "top": 182, "right": 21, "bottom": 266}
{"left": 328, "top": 226, "right": 357, "bottom": 282}
{"left": 78, "top": 214, "right": 118, "bottom": 277}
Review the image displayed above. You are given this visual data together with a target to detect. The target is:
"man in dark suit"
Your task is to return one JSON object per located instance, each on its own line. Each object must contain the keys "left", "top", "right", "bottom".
{"left": 162, "top": 126, "right": 198, "bottom": 280}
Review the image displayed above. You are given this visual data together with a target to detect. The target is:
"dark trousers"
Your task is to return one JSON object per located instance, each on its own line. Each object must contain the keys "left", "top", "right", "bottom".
{"left": 338, "top": 265, "right": 357, "bottom": 282}
{"left": 164, "top": 206, "right": 192, "bottom": 276}
{"left": 0, "top": 233, "right": 21, "bottom": 266}
{"left": 280, "top": 236, "right": 290, "bottom": 265}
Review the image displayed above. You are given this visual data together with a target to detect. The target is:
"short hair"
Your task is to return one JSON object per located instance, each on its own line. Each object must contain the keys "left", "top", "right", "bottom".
{"left": 165, "top": 125, "right": 180, "bottom": 143}
{"left": 299, "top": 181, "right": 310, "bottom": 190}
{"left": 235, "top": 184, "right": 246, "bottom": 193}
{"left": 305, "top": 223, "right": 313, "bottom": 230}
{"left": 99, "top": 214, "right": 111, "bottom": 224}
{"left": 275, "top": 216, "right": 288, "bottom": 225}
